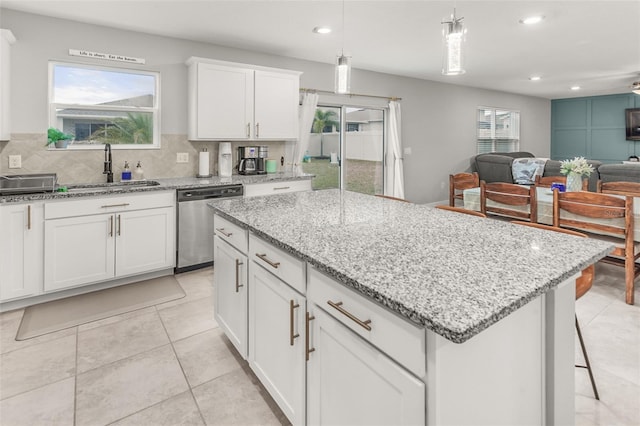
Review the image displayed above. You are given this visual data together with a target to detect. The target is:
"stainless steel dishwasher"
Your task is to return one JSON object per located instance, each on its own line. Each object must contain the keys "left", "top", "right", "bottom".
{"left": 176, "top": 184, "right": 243, "bottom": 273}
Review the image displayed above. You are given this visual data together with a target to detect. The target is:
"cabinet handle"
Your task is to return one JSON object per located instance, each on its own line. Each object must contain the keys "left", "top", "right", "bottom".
{"left": 101, "top": 203, "right": 130, "bottom": 208}
{"left": 273, "top": 186, "right": 291, "bottom": 191}
{"left": 290, "top": 300, "right": 300, "bottom": 346}
{"left": 27, "top": 205, "right": 31, "bottom": 230}
{"left": 255, "top": 122, "right": 260, "bottom": 138}
{"left": 305, "top": 312, "right": 315, "bottom": 361}
{"left": 247, "top": 123, "right": 251, "bottom": 138}
{"left": 109, "top": 216, "right": 114, "bottom": 237}
{"left": 327, "top": 300, "right": 372, "bottom": 331}
{"left": 216, "top": 227, "right": 233, "bottom": 237}
{"left": 255, "top": 253, "right": 280, "bottom": 269}
{"left": 235, "top": 259, "right": 244, "bottom": 292}
{"left": 117, "top": 214, "right": 121, "bottom": 236}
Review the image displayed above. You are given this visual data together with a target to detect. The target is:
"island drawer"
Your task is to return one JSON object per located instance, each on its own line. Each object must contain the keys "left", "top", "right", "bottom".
{"left": 249, "top": 234, "right": 306, "bottom": 295}
{"left": 214, "top": 214, "right": 248, "bottom": 253}
{"left": 45, "top": 191, "right": 174, "bottom": 220}
{"left": 308, "top": 267, "right": 426, "bottom": 378}
{"left": 243, "top": 179, "right": 311, "bottom": 197}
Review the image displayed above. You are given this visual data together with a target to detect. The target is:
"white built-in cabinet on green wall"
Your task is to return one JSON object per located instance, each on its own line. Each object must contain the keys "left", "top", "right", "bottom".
{"left": 551, "top": 93, "right": 640, "bottom": 163}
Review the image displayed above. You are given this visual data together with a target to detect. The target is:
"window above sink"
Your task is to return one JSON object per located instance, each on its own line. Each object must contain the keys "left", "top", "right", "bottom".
{"left": 48, "top": 62, "right": 161, "bottom": 150}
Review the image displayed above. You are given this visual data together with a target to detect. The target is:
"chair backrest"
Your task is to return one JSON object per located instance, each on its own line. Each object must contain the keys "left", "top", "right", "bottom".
{"left": 480, "top": 181, "right": 537, "bottom": 222}
{"left": 510, "top": 221, "right": 594, "bottom": 299}
{"left": 435, "top": 204, "right": 487, "bottom": 218}
{"left": 597, "top": 180, "right": 640, "bottom": 197}
{"left": 536, "top": 175, "right": 588, "bottom": 191}
{"left": 552, "top": 190, "right": 631, "bottom": 240}
{"left": 449, "top": 172, "right": 479, "bottom": 206}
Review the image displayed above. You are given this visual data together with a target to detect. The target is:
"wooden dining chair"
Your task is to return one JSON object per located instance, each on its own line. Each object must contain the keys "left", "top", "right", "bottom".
{"left": 597, "top": 180, "right": 640, "bottom": 197}
{"left": 480, "top": 181, "right": 537, "bottom": 222}
{"left": 435, "top": 204, "right": 487, "bottom": 218}
{"left": 553, "top": 190, "right": 639, "bottom": 305}
{"left": 510, "top": 221, "right": 599, "bottom": 399}
{"left": 535, "top": 175, "right": 588, "bottom": 191}
{"left": 449, "top": 172, "right": 479, "bottom": 206}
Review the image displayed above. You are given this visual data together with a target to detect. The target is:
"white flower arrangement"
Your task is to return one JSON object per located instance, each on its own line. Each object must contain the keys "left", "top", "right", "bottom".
{"left": 560, "top": 156, "right": 595, "bottom": 177}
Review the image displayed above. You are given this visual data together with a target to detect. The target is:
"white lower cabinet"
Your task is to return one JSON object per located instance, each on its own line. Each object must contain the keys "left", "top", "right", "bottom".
{"left": 249, "top": 260, "right": 306, "bottom": 425}
{"left": 43, "top": 191, "right": 175, "bottom": 292}
{"left": 213, "top": 235, "right": 248, "bottom": 358}
{"left": 0, "top": 202, "right": 44, "bottom": 301}
{"left": 306, "top": 306, "right": 426, "bottom": 426}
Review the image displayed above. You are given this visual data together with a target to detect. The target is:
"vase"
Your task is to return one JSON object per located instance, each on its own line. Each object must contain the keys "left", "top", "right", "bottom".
{"left": 566, "top": 172, "right": 583, "bottom": 192}
{"left": 54, "top": 140, "right": 68, "bottom": 149}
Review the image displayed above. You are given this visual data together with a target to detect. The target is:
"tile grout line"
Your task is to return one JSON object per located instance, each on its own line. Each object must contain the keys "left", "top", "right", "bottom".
{"left": 154, "top": 302, "right": 209, "bottom": 426}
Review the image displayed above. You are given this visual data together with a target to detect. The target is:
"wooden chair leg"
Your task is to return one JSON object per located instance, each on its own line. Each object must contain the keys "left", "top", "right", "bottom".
{"left": 626, "top": 255, "right": 635, "bottom": 305}
{"left": 575, "top": 315, "right": 600, "bottom": 400}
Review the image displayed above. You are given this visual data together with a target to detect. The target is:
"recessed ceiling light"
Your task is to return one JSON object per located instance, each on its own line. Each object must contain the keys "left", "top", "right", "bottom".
{"left": 519, "top": 15, "right": 545, "bottom": 25}
{"left": 312, "top": 26, "right": 332, "bottom": 34}
{"left": 529, "top": 76, "right": 541, "bottom": 81}
{"left": 571, "top": 86, "right": 581, "bottom": 91}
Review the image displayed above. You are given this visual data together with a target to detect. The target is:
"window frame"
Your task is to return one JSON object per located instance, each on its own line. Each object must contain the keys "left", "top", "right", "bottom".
{"left": 48, "top": 61, "right": 161, "bottom": 150}
{"left": 476, "top": 105, "right": 520, "bottom": 154}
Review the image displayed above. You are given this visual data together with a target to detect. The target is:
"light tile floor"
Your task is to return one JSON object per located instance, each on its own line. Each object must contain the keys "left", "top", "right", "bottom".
{"left": 0, "top": 264, "right": 638, "bottom": 425}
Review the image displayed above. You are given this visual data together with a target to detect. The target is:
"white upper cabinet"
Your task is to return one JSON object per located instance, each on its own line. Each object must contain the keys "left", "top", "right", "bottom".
{"left": 187, "top": 57, "right": 301, "bottom": 141}
{"left": 0, "top": 29, "right": 16, "bottom": 141}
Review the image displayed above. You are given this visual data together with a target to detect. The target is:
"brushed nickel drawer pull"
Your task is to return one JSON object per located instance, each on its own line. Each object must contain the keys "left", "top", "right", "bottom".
{"left": 273, "top": 186, "right": 291, "bottom": 191}
{"left": 327, "top": 300, "right": 372, "bottom": 331}
{"left": 306, "top": 312, "right": 315, "bottom": 361}
{"left": 27, "top": 205, "right": 32, "bottom": 230}
{"left": 290, "top": 300, "right": 300, "bottom": 346}
{"left": 255, "top": 253, "right": 280, "bottom": 269}
{"left": 235, "top": 259, "right": 244, "bottom": 292}
{"left": 216, "top": 228, "right": 233, "bottom": 237}
{"left": 101, "top": 203, "right": 130, "bottom": 208}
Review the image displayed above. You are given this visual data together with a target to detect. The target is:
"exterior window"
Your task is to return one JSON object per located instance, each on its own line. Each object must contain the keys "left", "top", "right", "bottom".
{"left": 49, "top": 62, "right": 160, "bottom": 149}
{"left": 477, "top": 106, "right": 520, "bottom": 154}
{"left": 347, "top": 123, "right": 360, "bottom": 132}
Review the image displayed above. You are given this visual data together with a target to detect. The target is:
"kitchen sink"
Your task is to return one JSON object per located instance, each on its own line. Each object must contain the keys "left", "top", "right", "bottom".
{"left": 64, "top": 180, "right": 161, "bottom": 193}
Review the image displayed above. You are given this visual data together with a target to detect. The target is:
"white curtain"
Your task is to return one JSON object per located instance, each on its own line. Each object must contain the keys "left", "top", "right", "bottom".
{"left": 294, "top": 92, "right": 319, "bottom": 174}
{"left": 385, "top": 100, "right": 404, "bottom": 198}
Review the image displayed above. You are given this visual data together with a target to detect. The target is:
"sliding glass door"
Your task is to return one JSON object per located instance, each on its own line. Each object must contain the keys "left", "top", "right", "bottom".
{"left": 303, "top": 105, "right": 384, "bottom": 195}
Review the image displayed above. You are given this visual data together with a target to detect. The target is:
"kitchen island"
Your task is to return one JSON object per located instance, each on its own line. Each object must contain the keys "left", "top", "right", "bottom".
{"left": 209, "top": 189, "right": 614, "bottom": 425}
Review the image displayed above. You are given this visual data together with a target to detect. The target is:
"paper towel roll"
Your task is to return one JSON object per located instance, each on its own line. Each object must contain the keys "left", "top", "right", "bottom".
{"left": 198, "top": 151, "right": 210, "bottom": 176}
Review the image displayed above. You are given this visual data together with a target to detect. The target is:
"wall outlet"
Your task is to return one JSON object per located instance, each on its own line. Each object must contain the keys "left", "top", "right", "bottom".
{"left": 8, "top": 155, "right": 21, "bottom": 169}
{"left": 177, "top": 153, "right": 189, "bottom": 163}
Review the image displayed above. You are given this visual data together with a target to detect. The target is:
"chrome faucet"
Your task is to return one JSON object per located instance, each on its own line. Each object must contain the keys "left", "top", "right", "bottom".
{"left": 103, "top": 143, "right": 113, "bottom": 183}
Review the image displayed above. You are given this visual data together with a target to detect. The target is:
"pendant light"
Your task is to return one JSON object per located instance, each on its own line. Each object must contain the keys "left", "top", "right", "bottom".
{"left": 632, "top": 81, "right": 640, "bottom": 95}
{"left": 335, "top": 0, "right": 351, "bottom": 94}
{"left": 441, "top": 7, "right": 466, "bottom": 75}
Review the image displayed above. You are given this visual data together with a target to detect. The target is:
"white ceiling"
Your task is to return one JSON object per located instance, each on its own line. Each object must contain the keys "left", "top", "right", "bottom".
{"left": 2, "top": 0, "right": 639, "bottom": 99}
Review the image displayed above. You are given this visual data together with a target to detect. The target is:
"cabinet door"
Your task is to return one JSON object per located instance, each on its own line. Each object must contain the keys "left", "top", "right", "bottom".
{"left": 213, "top": 236, "right": 248, "bottom": 358}
{"left": 254, "top": 70, "right": 300, "bottom": 140}
{"left": 0, "top": 203, "right": 44, "bottom": 301}
{"left": 115, "top": 207, "right": 175, "bottom": 277}
{"left": 307, "top": 306, "right": 425, "bottom": 426}
{"left": 249, "top": 264, "right": 305, "bottom": 425}
{"left": 194, "top": 62, "right": 253, "bottom": 139}
{"left": 44, "top": 214, "right": 115, "bottom": 291}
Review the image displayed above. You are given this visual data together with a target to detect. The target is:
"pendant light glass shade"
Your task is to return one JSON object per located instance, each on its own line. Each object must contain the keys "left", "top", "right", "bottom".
{"left": 335, "top": 54, "right": 351, "bottom": 94}
{"left": 442, "top": 9, "right": 466, "bottom": 75}
{"left": 632, "top": 81, "right": 640, "bottom": 95}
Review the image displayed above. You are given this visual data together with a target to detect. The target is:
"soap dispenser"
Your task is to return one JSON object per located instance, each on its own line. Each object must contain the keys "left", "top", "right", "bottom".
{"left": 133, "top": 161, "right": 145, "bottom": 180}
{"left": 121, "top": 161, "right": 132, "bottom": 181}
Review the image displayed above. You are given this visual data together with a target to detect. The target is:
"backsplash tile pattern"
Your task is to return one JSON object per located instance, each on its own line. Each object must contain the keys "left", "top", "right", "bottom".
{"left": 0, "top": 134, "right": 286, "bottom": 184}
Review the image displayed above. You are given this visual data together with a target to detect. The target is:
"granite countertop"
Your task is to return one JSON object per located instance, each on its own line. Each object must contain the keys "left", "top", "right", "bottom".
{"left": 0, "top": 172, "right": 313, "bottom": 203}
{"left": 209, "top": 189, "right": 615, "bottom": 343}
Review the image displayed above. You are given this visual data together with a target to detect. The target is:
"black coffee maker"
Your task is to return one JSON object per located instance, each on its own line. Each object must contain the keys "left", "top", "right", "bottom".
{"left": 238, "top": 146, "right": 267, "bottom": 175}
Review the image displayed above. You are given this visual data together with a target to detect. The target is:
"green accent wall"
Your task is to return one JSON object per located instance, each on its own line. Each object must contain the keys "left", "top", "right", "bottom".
{"left": 551, "top": 93, "right": 640, "bottom": 163}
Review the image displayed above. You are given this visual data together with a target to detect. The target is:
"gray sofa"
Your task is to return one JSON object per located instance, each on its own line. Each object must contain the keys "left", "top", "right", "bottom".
{"left": 470, "top": 152, "right": 603, "bottom": 191}
{"left": 597, "top": 164, "right": 640, "bottom": 183}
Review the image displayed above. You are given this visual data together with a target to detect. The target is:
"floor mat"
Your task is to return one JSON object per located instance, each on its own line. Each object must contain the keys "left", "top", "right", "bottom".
{"left": 16, "top": 275, "right": 185, "bottom": 340}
